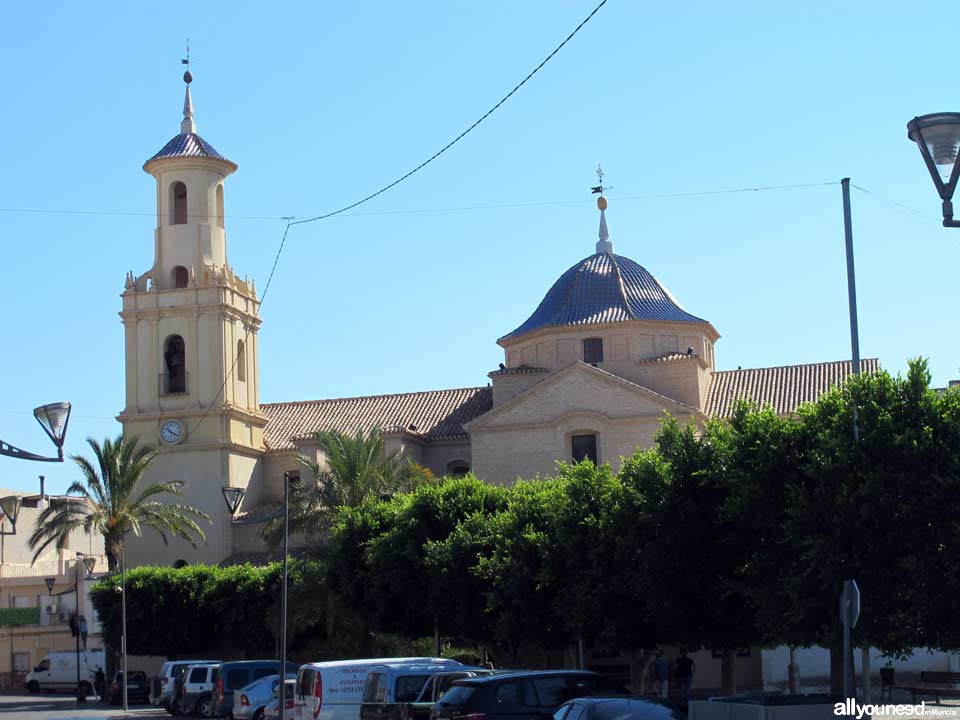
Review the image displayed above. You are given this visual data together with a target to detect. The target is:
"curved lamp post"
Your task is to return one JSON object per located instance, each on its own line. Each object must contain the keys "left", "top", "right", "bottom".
{"left": 222, "top": 474, "right": 291, "bottom": 720}
{"left": 0, "top": 402, "right": 72, "bottom": 462}
{"left": 907, "top": 113, "right": 960, "bottom": 228}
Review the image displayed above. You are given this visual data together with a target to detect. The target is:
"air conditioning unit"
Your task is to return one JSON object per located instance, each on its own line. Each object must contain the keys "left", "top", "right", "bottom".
{"left": 58, "top": 612, "right": 68, "bottom": 623}
{"left": 45, "top": 604, "right": 57, "bottom": 614}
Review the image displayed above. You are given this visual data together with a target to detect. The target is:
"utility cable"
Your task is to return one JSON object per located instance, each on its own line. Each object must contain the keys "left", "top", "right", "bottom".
{"left": 850, "top": 183, "right": 954, "bottom": 241}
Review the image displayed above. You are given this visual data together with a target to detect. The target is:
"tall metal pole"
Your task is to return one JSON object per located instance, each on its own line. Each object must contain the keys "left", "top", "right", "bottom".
{"left": 841, "top": 178, "right": 861, "bottom": 443}
{"left": 279, "top": 471, "right": 289, "bottom": 720}
{"left": 122, "top": 546, "right": 128, "bottom": 711}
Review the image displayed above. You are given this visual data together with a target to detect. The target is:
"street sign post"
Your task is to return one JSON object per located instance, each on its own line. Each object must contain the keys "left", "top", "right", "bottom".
{"left": 840, "top": 579, "right": 860, "bottom": 699}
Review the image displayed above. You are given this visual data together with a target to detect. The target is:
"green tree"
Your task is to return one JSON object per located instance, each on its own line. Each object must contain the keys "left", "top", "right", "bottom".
{"left": 323, "top": 476, "right": 507, "bottom": 654}
{"left": 623, "top": 417, "right": 760, "bottom": 694}
{"left": 774, "top": 359, "right": 960, "bottom": 688}
{"left": 261, "top": 428, "right": 434, "bottom": 545}
{"left": 28, "top": 435, "right": 210, "bottom": 572}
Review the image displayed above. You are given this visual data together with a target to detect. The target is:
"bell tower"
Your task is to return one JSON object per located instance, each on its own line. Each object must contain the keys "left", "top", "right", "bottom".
{"left": 118, "top": 69, "right": 266, "bottom": 567}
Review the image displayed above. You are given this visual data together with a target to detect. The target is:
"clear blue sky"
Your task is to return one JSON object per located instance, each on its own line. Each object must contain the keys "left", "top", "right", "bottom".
{"left": 1, "top": 1, "right": 956, "bottom": 494}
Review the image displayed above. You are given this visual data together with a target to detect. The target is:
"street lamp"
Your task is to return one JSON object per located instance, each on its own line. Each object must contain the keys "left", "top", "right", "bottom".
{"left": 907, "top": 113, "right": 960, "bottom": 228}
{"left": 0, "top": 496, "right": 22, "bottom": 535}
{"left": 0, "top": 402, "right": 72, "bottom": 462}
{"left": 74, "top": 553, "right": 96, "bottom": 703}
{"left": 222, "top": 473, "right": 292, "bottom": 720}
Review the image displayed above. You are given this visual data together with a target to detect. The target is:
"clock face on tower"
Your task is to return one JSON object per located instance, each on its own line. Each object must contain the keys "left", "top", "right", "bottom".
{"left": 160, "top": 420, "right": 185, "bottom": 446}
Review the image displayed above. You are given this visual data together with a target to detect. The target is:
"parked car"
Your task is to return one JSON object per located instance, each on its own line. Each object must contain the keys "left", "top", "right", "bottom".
{"left": 264, "top": 678, "right": 297, "bottom": 719}
{"left": 294, "top": 658, "right": 460, "bottom": 720}
{"left": 175, "top": 662, "right": 222, "bottom": 717}
{"left": 215, "top": 661, "right": 300, "bottom": 719}
{"left": 361, "top": 663, "right": 491, "bottom": 720}
{"left": 110, "top": 670, "right": 151, "bottom": 705}
{"left": 154, "top": 659, "right": 222, "bottom": 713}
{"left": 553, "top": 697, "right": 679, "bottom": 720}
{"left": 234, "top": 673, "right": 297, "bottom": 720}
{"left": 431, "top": 671, "right": 630, "bottom": 720}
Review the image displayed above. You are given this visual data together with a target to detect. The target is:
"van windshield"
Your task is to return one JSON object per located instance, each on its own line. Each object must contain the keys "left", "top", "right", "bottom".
{"left": 396, "top": 675, "right": 430, "bottom": 703}
{"left": 36, "top": 660, "right": 50, "bottom": 672}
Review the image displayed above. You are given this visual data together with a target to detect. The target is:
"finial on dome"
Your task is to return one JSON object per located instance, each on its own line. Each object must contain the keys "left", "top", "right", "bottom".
{"left": 591, "top": 164, "right": 613, "bottom": 254}
{"left": 180, "top": 41, "right": 196, "bottom": 134}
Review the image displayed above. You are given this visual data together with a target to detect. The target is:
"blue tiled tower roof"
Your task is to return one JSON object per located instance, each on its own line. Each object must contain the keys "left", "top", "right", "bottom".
{"left": 499, "top": 251, "right": 707, "bottom": 343}
{"left": 148, "top": 132, "right": 230, "bottom": 163}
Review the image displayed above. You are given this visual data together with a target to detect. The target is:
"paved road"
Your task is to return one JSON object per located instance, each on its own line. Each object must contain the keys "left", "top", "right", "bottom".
{"left": 0, "top": 693, "right": 168, "bottom": 719}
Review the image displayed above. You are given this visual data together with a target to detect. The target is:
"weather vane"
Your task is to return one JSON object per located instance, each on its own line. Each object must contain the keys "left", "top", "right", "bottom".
{"left": 591, "top": 164, "right": 612, "bottom": 197}
{"left": 181, "top": 39, "right": 192, "bottom": 83}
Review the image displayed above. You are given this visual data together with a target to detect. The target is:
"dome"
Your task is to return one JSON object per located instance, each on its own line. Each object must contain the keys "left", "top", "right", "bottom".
{"left": 146, "top": 132, "right": 235, "bottom": 166}
{"left": 499, "top": 251, "right": 708, "bottom": 343}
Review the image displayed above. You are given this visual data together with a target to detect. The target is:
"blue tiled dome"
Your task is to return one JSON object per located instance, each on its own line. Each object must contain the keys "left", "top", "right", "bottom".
{"left": 145, "top": 132, "right": 235, "bottom": 167}
{"left": 499, "top": 252, "right": 707, "bottom": 343}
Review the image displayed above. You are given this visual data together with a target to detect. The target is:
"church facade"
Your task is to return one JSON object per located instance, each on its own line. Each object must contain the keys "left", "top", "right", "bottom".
{"left": 120, "top": 77, "right": 875, "bottom": 568}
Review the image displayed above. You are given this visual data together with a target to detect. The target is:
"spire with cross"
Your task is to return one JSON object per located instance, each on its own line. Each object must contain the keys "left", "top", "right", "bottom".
{"left": 592, "top": 165, "right": 613, "bottom": 254}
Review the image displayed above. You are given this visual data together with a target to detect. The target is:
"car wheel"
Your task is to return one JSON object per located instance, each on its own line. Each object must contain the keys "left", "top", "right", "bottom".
{"left": 195, "top": 695, "right": 214, "bottom": 718}
{"left": 26, "top": 680, "right": 39, "bottom": 693}
{"left": 80, "top": 682, "right": 93, "bottom": 697}
{"left": 253, "top": 710, "right": 264, "bottom": 720}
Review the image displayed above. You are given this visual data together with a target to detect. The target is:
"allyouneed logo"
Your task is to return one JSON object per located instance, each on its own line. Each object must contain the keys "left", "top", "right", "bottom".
{"left": 834, "top": 700, "right": 960, "bottom": 718}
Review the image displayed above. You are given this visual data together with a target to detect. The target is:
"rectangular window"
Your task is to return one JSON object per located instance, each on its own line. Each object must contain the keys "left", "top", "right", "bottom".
{"left": 583, "top": 338, "right": 603, "bottom": 365}
{"left": 571, "top": 434, "right": 598, "bottom": 464}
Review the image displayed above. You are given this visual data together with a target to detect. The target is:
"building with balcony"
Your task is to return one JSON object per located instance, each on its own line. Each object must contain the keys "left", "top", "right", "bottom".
{"left": 0, "top": 484, "right": 106, "bottom": 685}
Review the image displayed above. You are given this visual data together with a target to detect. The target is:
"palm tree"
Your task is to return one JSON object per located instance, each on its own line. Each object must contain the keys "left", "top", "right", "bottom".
{"left": 28, "top": 435, "right": 211, "bottom": 572}
{"left": 260, "top": 427, "right": 433, "bottom": 546}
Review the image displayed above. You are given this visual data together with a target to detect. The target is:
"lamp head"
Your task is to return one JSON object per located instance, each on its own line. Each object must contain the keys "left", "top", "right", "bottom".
{"left": 44, "top": 577, "right": 56, "bottom": 594}
{"left": 0, "top": 495, "right": 22, "bottom": 530}
{"left": 33, "top": 402, "right": 72, "bottom": 449}
{"left": 221, "top": 486, "right": 245, "bottom": 516}
{"left": 82, "top": 556, "right": 96, "bottom": 577}
{"left": 907, "top": 113, "right": 960, "bottom": 200}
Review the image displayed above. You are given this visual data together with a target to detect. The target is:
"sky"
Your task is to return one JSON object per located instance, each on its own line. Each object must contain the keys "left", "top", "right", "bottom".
{"left": 1, "top": 1, "right": 957, "bottom": 495}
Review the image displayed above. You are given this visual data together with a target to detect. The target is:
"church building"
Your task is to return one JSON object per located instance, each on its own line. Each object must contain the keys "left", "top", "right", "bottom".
{"left": 120, "top": 75, "right": 876, "bottom": 568}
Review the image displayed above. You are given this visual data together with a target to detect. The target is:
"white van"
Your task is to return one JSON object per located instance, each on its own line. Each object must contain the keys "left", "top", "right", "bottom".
{"left": 25, "top": 650, "right": 106, "bottom": 694}
{"left": 360, "top": 662, "right": 490, "bottom": 720}
{"left": 293, "top": 658, "right": 461, "bottom": 720}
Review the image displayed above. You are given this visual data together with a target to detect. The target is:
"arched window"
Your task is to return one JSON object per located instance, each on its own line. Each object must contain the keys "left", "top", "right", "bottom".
{"left": 237, "top": 340, "right": 246, "bottom": 382}
{"left": 163, "top": 335, "right": 187, "bottom": 394}
{"left": 447, "top": 460, "right": 470, "bottom": 477}
{"left": 216, "top": 185, "right": 224, "bottom": 228}
{"left": 170, "top": 181, "right": 188, "bottom": 225}
{"left": 571, "top": 433, "right": 598, "bottom": 464}
{"left": 172, "top": 265, "right": 189, "bottom": 289}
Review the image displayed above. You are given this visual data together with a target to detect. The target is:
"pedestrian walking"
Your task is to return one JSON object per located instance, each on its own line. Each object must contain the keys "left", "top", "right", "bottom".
{"left": 675, "top": 650, "right": 695, "bottom": 706}
{"left": 94, "top": 666, "right": 106, "bottom": 702}
{"left": 653, "top": 651, "right": 670, "bottom": 699}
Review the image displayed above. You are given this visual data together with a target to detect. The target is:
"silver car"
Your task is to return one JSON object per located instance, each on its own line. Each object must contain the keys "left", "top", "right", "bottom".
{"left": 234, "top": 673, "right": 297, "bottom": 720}
{"left": 264, "top": 679, "right": 296, "bottom": 720}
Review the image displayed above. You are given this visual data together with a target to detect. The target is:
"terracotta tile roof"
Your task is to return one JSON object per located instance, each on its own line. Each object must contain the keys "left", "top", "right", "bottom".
{"left": 261, "top": 386, "right": 493, "bottom": 451}
{"left": 706, "top": 358, "right": 881, "bottom": 418}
